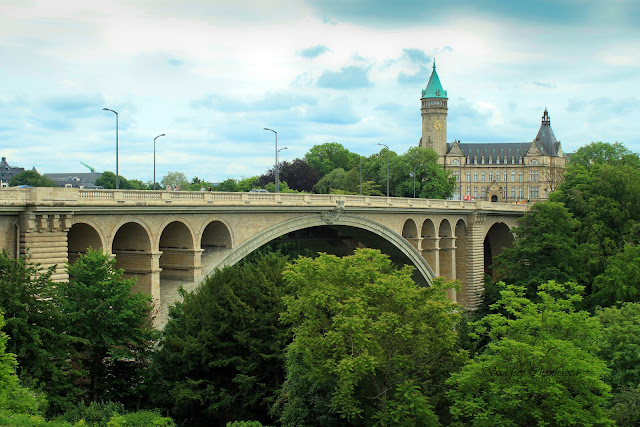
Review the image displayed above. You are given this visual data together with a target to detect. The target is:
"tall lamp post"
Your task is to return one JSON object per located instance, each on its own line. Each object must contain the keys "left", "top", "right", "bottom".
{"left": 153, "top": 133, "right": 166, "bottom": 190}
{"left": 377, "top": 143, "right": 389, "bottom": 197}
{"left": 277, "top": 147, "right": 288, "bottom": 189}
{"left": 102, "top": 108, "right": 119, "bottom": 189}
{"left": 263, "top": 128, "right": 279, "bottom": 192}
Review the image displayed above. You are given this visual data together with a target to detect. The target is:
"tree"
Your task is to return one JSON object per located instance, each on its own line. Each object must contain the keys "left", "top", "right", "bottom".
{"left": 550, "top": 152, "right": 640, "bottom": 290}
{"left": 597, "top": 303, "right": 640, "bottom": 393}
{"left": 304, "top": 143, "right": 360, "bottom": 177}
{"left": 0, "top": 311, "right": 43, "bottom": 415}
{"left": 0, "top": 250, "right": 78, "bottom": 413}
{"left": 278, "top": 249, "right": 466, "bottom": 425}
{"left": 9, "top": 170, "right": 56, "bottom": 187}
{"left": 313, "top": 168, "right": 358, "bottom": 194}
{"left": 160, "top": 171, "right": 189, "bottom": 190}
{"left": 155, "top": 252, "right": 293, "bottom": 426}
{"left": 591, "top": 245, "right": 640, "bottom": 307}
{"left": 279, "top": 159, "right": 321, "bottom": 192}
{"left": 493, "top": 201, "right": 580, "bottom": 300}
{"left": 95, "top": 171, "right": 131, "bottom": 189}
{"left": 447, "top": 281, "right": 613, "bottom": 426}
{"left": 568, "top": 141, "right": 640, "bottom": 169}
{"left": 237, "top": 176, "right": 261, "bottom": 192}
{"left": 60, "top": 249, "right": 158, "bottom": 404}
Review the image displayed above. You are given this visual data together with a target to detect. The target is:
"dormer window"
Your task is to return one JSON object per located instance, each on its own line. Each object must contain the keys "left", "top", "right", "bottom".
{"left": 481, "top": 156, "right": 485, "bottom": 165}
{"left": 496, "top": 156, "right": 500, "bottom": 165}
{"left": 530, "top": 159, "right": 539, "bottom": 166}
{"left": 451, "top": 159, "right": 460, "bottom": 166}
{"left": 489, "top": 157, "right": 492, "bottom": 164}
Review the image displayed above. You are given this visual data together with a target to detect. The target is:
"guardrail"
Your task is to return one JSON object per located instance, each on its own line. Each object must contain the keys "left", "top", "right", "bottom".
{"left": 0, "top": 187, "right": 529, "bottom": 212}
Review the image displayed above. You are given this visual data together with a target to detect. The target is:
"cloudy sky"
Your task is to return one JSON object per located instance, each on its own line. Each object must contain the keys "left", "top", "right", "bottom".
{"left": 2, "top": 0, "right": 639, "bottom": 183}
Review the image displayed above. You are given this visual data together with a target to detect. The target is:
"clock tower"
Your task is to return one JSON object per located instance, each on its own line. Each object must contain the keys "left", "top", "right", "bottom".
{"left": 420, "top": 60, "right": 448, "bottom": 160}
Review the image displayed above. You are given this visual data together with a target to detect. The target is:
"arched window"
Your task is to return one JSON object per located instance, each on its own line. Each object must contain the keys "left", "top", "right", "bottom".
{"left": 451, "top": 159, "right": 460, "bottom": 166}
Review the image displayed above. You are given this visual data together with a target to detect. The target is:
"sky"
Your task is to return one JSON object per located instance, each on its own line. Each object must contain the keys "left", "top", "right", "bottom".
{"left": 1, "top": 0, "right": 639, "bottom": 183}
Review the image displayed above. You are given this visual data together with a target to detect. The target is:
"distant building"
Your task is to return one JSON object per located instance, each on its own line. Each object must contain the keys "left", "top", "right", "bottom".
{"left": 44, "top": 172, "right": 104, "bottom": 189}
{"left": 419, "top": 62, "right": 566, "bottom": 201}
{"left": 0, "top": 157, "right": 25, "bottom": 187}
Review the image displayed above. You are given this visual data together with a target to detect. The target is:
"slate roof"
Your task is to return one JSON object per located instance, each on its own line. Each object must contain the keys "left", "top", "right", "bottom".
{"left": 451, "top": 142, "right": 533, "bottom": 165}
{"left": 44, "top": 172, "right": 103, "bottom": 188}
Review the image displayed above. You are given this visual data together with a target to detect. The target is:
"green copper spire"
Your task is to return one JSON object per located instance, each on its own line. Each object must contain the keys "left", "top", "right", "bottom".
{"left": 422, "top": 59, "right": 447, "bottom": 99}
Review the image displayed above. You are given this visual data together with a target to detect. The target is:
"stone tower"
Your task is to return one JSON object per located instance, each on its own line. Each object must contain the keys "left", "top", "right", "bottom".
{"left": 420, "top": 60, "right": 448, "bottom": 160}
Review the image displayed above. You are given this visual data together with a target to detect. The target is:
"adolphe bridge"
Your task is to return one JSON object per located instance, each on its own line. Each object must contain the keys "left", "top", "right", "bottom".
{"left": 0, "top": 187, "right": 526, "bottom": 325}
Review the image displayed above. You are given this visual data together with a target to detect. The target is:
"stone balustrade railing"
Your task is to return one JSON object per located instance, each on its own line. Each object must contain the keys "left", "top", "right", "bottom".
{"left": 0, "top": 187, "right": 529, "bottom": 212}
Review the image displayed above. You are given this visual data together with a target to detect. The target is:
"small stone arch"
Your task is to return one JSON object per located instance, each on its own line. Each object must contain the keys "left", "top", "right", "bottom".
{"left": 67, "top": 222, "right": 104, "bottom": 266}
{"left": 158, "top": 220, "right": 198, "bottom": 281}
{"left": 111, "top": 221, "right": 156, "bottom": 297}
{"left": 402, "top": 218, "right": 419, "bottom": 250}
{"left": 484, "top": 222, "right": 515, "bottom": 280}
{"left": 215, "top": 214, "right": 435, "bottom": 284}
{"left": 421, "top": 219, "right": 437, "bottom": 276}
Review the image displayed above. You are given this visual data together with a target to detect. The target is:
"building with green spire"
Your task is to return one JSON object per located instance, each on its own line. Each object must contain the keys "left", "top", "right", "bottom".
{"left": 419, "top": 64, "right": 566, "bottom": 202}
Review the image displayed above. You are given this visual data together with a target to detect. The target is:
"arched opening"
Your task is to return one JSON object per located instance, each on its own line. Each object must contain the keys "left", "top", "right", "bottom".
{"left": 402, "top": 219, "right": 419, "bottom": 250}
{"left": 244, "top": 224, "right": 429, "bottom": 285}
{"left": 112, "top": 222, "right": 154, "bottom": 296}
{"left": 491, "top": 195, "right": 498, "bottom": 202}
{"left": 484, "top": 222, "right": 514, "bottom": 280}
{"left": 200, "top": 220, "right": 233, "bottom": 277}
{"left": 455, "top": 220, "right": 468, "bottom": 305}
{"left": 67, "top": 223, "right": 103, "bottom": 266}
{"left": 159, "top": 221, "right": 197, "bottom": 281}
{"left": 421, "top": 219, "right": 438, "bottom": 276}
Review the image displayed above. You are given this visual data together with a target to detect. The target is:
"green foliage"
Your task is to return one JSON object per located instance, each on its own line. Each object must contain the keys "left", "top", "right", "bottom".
{"left": 156, "top": 252, "right": 293, "bottom": 426}
{"left": 95, "top": 172, "right": 133, "bottom": 190}
{"left": 264, "top": 180, "right": 298, "bottom": 193}
{"left": 304, "top": 142, "right": 360, "bottom": 177}
{"left": 60, "top": 249, "right": 158, "bottom": 403}
{"left": 447, "top": 281, "right": 613, "bottom": 426}
{"left": 226, "top": 422, "right": 271, "bottom": 427}
{"left": 568, "top": 141, "right": 640, "bottom": 169}
{"left": 610, "top": 384, "right": 640, "bottom": 427}
{"left": 0, "top": 413, "right": 73, "bottom": 426}
{"left": 313, "top": 168, "right": 358, "bottom": 194}
{"left": 596, "top": 303, "right": 640, "bottom": 392}
{"left": 106, "top": 410, "right": 175, "bottom": 427}
{"left": 237, "top": 176, "right": 261, "bottom": 192}
{"left": 0, "top": 250, "right": 78, "bottom": 414}
{"left": 550, "top": 144, "right": 640, "bottom": 293}
{"left": 0, "top": 311, "right": 44, "bottom": 415}
{"left": 591, "top": 245, "right": 640, "bottom": 307}
{"left": 493, "top": 201, "right": 579, "bottom": 299}
{"left": 279, "top": 249, "right": 465, "bottom": 425}
{"left": 57, "top": 401, "right": 125, "bottom": 426}
{"left": 159, "top": 172, "right": 188, "bottom": 190}
{"left": 9, "top": 170, "right": 56, "bottom": 187}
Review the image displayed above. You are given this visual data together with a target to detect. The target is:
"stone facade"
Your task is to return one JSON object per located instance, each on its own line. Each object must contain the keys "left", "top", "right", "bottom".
{"left": 0, "top": 157, "right": 25, "bottom": 186}
{"left": 420, "top": 65, "right": 566, "bottom": 202}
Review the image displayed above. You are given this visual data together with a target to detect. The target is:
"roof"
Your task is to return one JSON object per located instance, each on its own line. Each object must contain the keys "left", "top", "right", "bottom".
{"left": 450, "top": 142, "right": 533, "bottom": 165}
{"left": 421, "top": 60, "right": 447, "bottom": 99}
{"left": 533, "top": 108, "right": 561, "bottom": 156}
{"left": 44, "top": 172, "right": 102, "bottom": 186}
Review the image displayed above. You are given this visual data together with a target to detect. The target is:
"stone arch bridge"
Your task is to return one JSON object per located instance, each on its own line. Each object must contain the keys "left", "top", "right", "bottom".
{"left": 0, "top": 187, "right": 526, "bottom": 325}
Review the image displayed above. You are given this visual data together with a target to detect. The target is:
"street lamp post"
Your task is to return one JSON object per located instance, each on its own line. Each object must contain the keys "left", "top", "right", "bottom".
{"left": 102, "top": 108, "right": 119, "bottom": 189}
{"left": 377, "top": 143, "right": 389, "bottom": 197}
{"left": 263, "top": 128, "right": 279, "bottom": 192}
{"left": 277, "top": 147, "right": 288, "bottom": 189}
{"left": 153, "top": 133, "right": 166, "bottom": 190}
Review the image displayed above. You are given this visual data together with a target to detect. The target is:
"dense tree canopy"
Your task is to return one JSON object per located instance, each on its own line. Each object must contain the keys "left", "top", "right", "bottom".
{"left": 493, "top": 201, "right": 580, "bottom": 299}
{"left": 448, "top": 281, "right": 612, "bottom": 426}
{"left": 160, "top": 171, "right": 189, "bottom": 190}
{"left": 9, "top": 170, "right": 56, "bottom": 187}
{"left": 60, "top": 249, "right": 157, "bottom": 404}
{"left": 156, "top": 252, "right": 294, "bottom": 426}
{"left": 279, "top": 249, "right": 465, "bottom": 425}
{"left": 0, "top": 251, "right": 77, "bottom": 413}
{"left": 304, "top": 142, "right": 360, "bottom": 177}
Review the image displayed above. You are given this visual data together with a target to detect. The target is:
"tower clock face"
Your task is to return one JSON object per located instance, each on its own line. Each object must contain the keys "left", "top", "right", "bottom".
{"left": 434, "top": 120, "right": 443, "bottom": 130}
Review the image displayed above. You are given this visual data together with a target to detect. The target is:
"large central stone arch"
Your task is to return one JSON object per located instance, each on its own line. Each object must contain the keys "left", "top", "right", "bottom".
{"left": 215, "top": 213, "right": 436, "bottom": 284}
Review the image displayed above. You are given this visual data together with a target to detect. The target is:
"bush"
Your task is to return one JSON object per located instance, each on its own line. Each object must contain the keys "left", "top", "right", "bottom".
{"left": 107, "top": 411, "right": 175, "bottom": 427}
{"left": 0, "top": 412, "right": 72, "bottom": 426}
{"left": 57, "top": 401, "right": 125, "bottom": 426}
{"left": 226, "top": 422, "right": 271, "bottom": 427}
